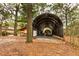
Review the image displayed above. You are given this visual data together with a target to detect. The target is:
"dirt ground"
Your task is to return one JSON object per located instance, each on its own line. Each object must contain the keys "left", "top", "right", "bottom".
{"left": 0, "top": 36, "right": 79, "bottom": 56}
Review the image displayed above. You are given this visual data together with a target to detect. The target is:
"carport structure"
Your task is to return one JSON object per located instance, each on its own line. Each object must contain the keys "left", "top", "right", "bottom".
{"left": 33, "top": 13, "right": 63, "bottom": 37}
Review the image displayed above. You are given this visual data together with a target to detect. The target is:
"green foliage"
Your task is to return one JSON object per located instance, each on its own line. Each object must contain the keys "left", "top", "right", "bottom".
{"left": 18, "top": 15, "right": 27, "bottom": 22}
{"left": 0, "top": 3, "right": 79, "bottom": 37}
{"left": 65, "top": 20, "right": 79, "bottom": 36}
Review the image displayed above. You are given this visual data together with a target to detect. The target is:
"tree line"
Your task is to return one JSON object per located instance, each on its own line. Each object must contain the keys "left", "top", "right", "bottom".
{"left": 0, "top": 3, "right": 79, "bottom": 43}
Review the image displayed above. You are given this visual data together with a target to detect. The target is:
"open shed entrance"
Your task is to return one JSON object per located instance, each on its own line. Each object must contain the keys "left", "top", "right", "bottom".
{"left": 33, "top": 13, "right": 63, "bottom": 38}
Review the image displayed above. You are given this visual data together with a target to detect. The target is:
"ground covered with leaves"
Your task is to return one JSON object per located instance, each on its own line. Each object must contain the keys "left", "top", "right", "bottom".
{"left": 0, "top": 36, "right": 79, "bottom": 56}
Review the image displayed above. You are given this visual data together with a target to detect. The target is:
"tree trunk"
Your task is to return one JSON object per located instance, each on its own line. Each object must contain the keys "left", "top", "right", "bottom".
{"left": 27, "top": 4, "right": 33, "bottom": 43}
{"left": 0, "top": 21, "right": 2, "bottom": 36}
{"left": 14, "top": 4, "right": 19, "bottom": 36}
{"left": 65, "top": 5, "right": 68, "bottom": 36}
{"left": 65, "top": 13, "right": 68, "bottom": 28}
